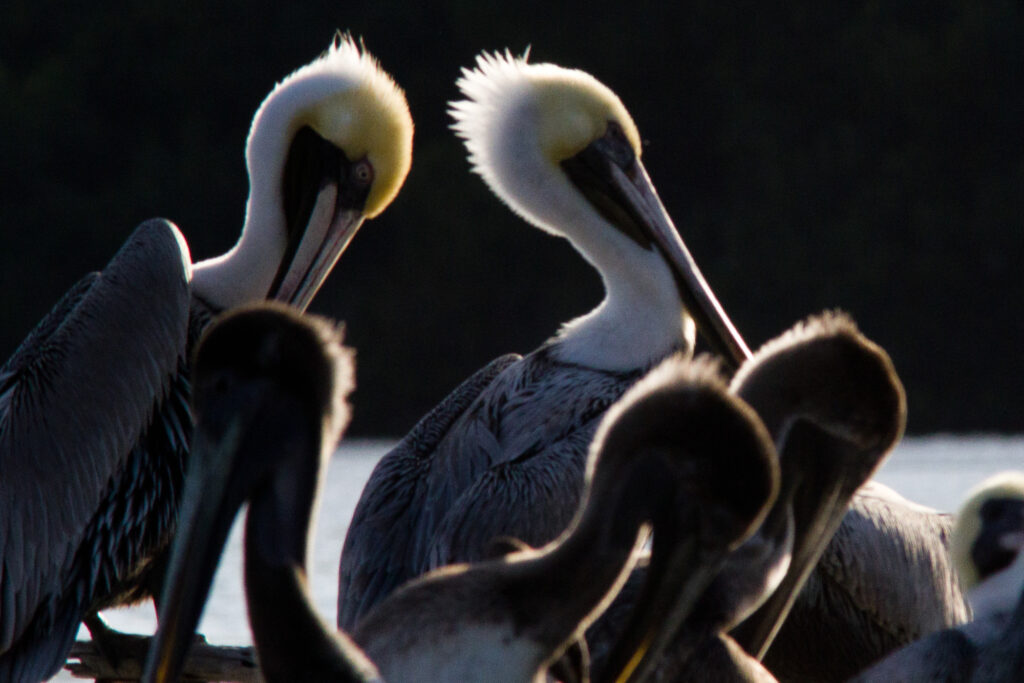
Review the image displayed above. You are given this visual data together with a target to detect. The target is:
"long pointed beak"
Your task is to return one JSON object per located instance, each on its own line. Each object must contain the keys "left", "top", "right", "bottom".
{"left": 732, "top": 424, "right": 889, "bottom": 659}
{"left": 272, "top": 183, "right": 365, "bottom": 311}
{"left": 602, "top": 532, "right": 733, "bottom": 683}
{"left": 562, "top": 134, "right": 751, "bottom": 370}
{"left": 610, "top": 160, "right": 751, "bottom": 369}
{"left": 141, "top": 421, "right": 251, "bottom": 683}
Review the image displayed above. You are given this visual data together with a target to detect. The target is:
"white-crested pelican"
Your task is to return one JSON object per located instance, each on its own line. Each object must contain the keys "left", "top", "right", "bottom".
{"left": 0, "top": 36, "right": 411, "bottom": 682}
{"left": 337, "top": 49, "right": 748, "bottom": 630}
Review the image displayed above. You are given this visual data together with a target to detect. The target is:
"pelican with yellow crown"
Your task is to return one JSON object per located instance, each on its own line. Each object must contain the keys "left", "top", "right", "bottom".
{"left": 337, "top": 49, "right": 748, "bottom": 630}
{"left": 0, "top": 35, "right": 412, "bottom": 682}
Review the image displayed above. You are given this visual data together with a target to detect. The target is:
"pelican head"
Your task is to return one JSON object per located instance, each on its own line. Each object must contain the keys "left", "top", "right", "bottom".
{"left": 950, "top": 471, "right": 1024, "bottom": 608}
{"left": 450, "top": 51, "right": 748, "bottom": 371}
{"left": 143, "top": 302, "right": 359, "bottom": 683}
{"left": 193, "top": 36, "right": 413, "bottom": 311}
{"left": 731, "top": 312, "right": 906, "bottom": 455}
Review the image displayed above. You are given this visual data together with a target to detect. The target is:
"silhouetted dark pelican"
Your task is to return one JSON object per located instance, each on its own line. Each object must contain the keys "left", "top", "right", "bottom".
{"left": 337, "top": 49, "right": 749, "bottom": 630}
{"left": 0, "top": 36, "right": 412, "bottom": 682}
{"left": 141, "top": 303, "right": 381, "bottom": 683}
{"left": 146, "top": 330, "right": 777, "bottom": 683}
{"left": 713, "top": 319, "right": 965, "bottom": 681}
{"left": 355, "top": 357, "right": 776, "bottom": 683}
{"left": 851, "top": 471, "right": 1024, "bottom": 682}
{"left": 589, "top": 312, "right": 906, "bottom": 682}
{"left": 730, "top": 313, "right": 905, "bottom": 657}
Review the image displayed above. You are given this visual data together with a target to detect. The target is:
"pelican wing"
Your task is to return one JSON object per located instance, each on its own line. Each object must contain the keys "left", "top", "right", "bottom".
{"left": 413, "top": 351, "right": 645, "bottom": 575}
{"left": 336, "top": 353, "right": 520, "bottom": 630}
{"left": 425, "top": 426, "right": 595, "bottom": 569}
{"left": 340, "top": 348, "right": 643, "bottom": 630}
{"left": 0, "top": 219, "right": 190, "bottom": 658}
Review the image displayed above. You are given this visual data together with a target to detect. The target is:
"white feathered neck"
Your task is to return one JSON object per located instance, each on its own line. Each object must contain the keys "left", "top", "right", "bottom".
{"left": 192, "top": 37, "right": 412, "bottom": 309}
{"left": 450, "top": 51, "right": 691, "bottom": 371}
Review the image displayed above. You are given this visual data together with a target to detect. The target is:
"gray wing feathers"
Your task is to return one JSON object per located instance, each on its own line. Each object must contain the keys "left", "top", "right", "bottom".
{"left": 0, "top": 218, "right": 190, "bottom": 653}
{"left": 392, "top": 354, "right": 521, "bottom": 455}
{"left": 763, "top": 488, "right": 968, "bottom": 680}
{"left": 336, "top": 354, "right": 520, "bottom": 629}
{"left": 426, "top": 427, "right": 592, "bottom": 569}
{"left": 816, "top": 490, "right": 967, "bottom": 640}
{"left": 414, "top": 359, "right": 635, "bottom": 575}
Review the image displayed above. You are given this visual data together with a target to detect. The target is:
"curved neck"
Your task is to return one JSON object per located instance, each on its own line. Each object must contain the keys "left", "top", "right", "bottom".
{"left": 488, "top": 121, "right": 691, "bottom": 371}
{"left": 191, "top": 191, "right": 285, "bottom": 309}
{"left": 244, "top": 503, "right": 379, "bottom": 682}
{"left": 244, "top": 545, "right": 378, "bottom": 682}
{"left": 498, "top": 454, "right": 665, "bottom": 647}
{"left": 190, "top": 72, "right": 303, "bottom": 309}
{"left": 243, "top": 432, "right": 378, "bottom": 682}
{"left": 553, "top": 244, "right": 691, "bottom": 371}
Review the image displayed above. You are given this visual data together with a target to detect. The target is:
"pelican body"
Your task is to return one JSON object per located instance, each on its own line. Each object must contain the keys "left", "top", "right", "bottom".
{"left": 0, "top": 37, "right": 411, "bottom": 682}
{"left": 851, "top": 471, "right": 1024, "bottom": 682}
{"left": 144, "top": 316, "right": 777, "bottom": 683}
{"left": 337, "top": 50, "right": 748, "bottom": 630}
{"left": 756, "top": 483, "right": 966, "bottom": 681}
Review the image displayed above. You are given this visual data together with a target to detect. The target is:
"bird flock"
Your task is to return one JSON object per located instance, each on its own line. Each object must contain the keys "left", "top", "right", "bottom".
{"left": 1, "top": 34, "right": 1022, "bottom": 683}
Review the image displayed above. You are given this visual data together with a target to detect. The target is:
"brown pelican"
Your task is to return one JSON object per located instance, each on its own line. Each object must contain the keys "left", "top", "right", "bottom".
{"left": 142, "top": 303, "right": 380, "bottom": 683}
{"left": 851, "top": 471, "right": 1024, "bottom": 682}
{"left": 145, "top": 326, "right": 778, "bottom": 682}
{"left": 613, "top": 317, "right": 964, "bottom": 682}
{"left": 728, "top": 315, "right": 966, "bottom": 681}
{"left": 730, "top": 312, "right": 906, "bottom": 658}
{"left": 590, "top": 312, "right": 906, "bottom": 682}
{"left": 0, "top": 36, "right": 412, "bottom": 682}
{"left": 337, "top": 49, "right": 749, "bottom": 630}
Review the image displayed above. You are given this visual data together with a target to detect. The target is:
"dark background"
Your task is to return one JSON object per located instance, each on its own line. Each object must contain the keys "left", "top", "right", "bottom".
{"left": 2, "top": 1, "right": 1022, "bottom": 436}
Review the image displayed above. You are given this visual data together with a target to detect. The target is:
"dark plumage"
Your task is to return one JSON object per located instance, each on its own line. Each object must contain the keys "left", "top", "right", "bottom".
{"left": 338, "top": 346, "right": 647, "bottom": 627}
{"left": 350, "top": 357, "right": 776, "bottom": 682}
{"left": 143, "top": 303, "right": 376, "bottom": 683}
{"left": 0, "top": 220, "right": 192, "bottom": 682}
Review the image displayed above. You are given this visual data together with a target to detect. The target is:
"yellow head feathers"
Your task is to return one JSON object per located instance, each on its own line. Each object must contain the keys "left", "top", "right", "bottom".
{"left": 451, "top": 50, "right": 642, "bottom": 170}
{"left": 950, "top": 470, "right": 1024, "bottom": 589}
{"left": 248, "top": 36, "right": 413, "bottom": 218}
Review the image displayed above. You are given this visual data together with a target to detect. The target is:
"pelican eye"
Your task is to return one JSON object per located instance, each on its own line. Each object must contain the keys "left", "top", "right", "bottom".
{"left": 602, "top": 120, "right": 637, "bottom": 172}
{"left": 351, "top": 158, "right": 374, "bottom": 188}
{"left": 606, "top": 120, "right": 628, "bottom": 145}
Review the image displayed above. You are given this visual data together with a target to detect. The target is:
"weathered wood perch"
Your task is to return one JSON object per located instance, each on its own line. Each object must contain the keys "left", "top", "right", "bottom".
{"left": 65, "top": 638, "right": 263, "bottom": 682}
